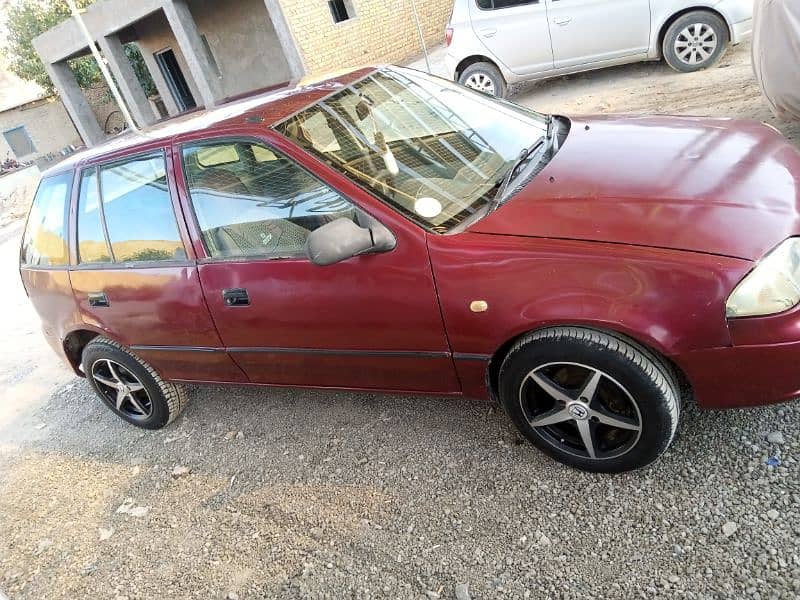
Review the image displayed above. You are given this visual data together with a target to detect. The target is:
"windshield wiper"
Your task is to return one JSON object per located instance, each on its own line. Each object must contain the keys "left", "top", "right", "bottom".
{"left": 490, "top": 144, "right": 537, "bottom": 208}
{"left": 487, "top": 115, "right": 560, "bottom": 213}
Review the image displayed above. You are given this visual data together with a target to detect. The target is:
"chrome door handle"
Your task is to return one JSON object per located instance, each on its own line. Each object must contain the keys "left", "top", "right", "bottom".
{"left": 554, "top": 16, "right": 572, "bottom": 25}
{"left": 479, "top": 27, "right": 498, "bottom": 38}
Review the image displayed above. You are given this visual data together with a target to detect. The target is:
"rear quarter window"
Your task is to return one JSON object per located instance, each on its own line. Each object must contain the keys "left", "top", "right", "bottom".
{"left": 20, "top": 172, "right": 73, "bottom": 267}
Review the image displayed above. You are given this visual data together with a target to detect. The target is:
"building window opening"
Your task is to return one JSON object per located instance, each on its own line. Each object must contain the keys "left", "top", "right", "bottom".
{"left": 328, "top": 0, "right": 352, "bottom": 23}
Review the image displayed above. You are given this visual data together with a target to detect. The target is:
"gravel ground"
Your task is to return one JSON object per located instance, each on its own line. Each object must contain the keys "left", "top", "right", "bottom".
{"left": 1, "top": 381, "right": 799, "bottom": 599}
{"left": 2, "top": 40, "right": 800, "bottom": 599}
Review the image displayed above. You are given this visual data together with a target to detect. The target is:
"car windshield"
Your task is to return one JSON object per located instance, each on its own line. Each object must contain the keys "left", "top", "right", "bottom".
{"left": 275, "top": 67, "right": 547, "bottom": 232}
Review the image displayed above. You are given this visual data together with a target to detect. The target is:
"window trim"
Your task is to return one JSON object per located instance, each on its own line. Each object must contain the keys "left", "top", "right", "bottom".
{"left": 475, "top": 0, "right": 539, "bottom": 11}
{"left": 72, "top": 149, "right": 190, "bottom": 269}
{"left": 179, "top": 136, "right": 378, "bottom": 264}
{"left": 19, "top": 172, "right": 73, "bottom": 270}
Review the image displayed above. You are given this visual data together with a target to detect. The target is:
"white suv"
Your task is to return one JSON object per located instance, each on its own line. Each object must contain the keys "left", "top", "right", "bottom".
{"left": 445, "top": 0, "right": 754, "bottom": 97}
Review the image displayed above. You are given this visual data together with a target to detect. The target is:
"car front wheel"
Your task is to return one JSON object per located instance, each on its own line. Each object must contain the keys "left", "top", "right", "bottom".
{"left": 662, "top": 11, "right": 729, "bottom": 73}
{"left": 498, "top": 327, "right": 680, "bottom": 473}
{"left": 83, "top": 337, "right": 189, "bottom": 429}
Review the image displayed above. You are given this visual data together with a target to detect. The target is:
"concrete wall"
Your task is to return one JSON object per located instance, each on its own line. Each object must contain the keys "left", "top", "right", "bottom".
{"left": 33, "top": 0, "right": 162, "bottom": 63}
{"left": 0, "top": 99, "right": 82, "bottom": 162}
{"left": 134, "top": 0, "right": 292, "bottom": 107}
{"left": 279, "top": 0, "right": 452, "bottom": 75}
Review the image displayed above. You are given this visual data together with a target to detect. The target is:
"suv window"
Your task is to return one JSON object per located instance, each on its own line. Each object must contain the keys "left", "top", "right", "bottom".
{"left": 76, "top": 153, "right": 185, "bottom": 264}
{"left": 477, "top": 0, "right": 538, "bottom": 9}
{"left": 20, "top": 172, "right": 73, "bottom": 267}
{"left": 182, "top": 140, "right": 359, "bottom": 260}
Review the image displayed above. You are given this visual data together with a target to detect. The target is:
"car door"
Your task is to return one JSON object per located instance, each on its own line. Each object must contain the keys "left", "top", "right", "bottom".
{"left": 68, "top": 145, "right": 247, "bottom": 384}
{"left": 546, "top": 0, "right": 651, "bottom": 69}
{"left": 469, "top": 0, "right": 554, "bottom": 76}
{"left": 173, "top": 131, "right": 460, "bottom": 393}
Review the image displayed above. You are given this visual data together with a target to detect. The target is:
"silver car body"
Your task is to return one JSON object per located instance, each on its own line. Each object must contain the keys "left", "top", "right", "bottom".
{"left": 445, "top": 0, "right": 753, "bottom": 84}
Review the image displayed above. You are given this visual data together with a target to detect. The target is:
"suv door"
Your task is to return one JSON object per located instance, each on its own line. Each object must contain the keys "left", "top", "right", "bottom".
{"left": 470, "top": 0, "right": 554, "bottom": 76}
{"left": 69, "top": 147, "right": 246, "bottom": 383}
{"left": 174, "top": 133, "right": 459, "bottom": 393}
{"left": 546, "top": 0, "right": 651, "bottom": 69}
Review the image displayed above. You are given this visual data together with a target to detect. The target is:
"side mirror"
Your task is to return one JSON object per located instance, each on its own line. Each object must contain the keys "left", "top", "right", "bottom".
{"left": 305, "top": 217, "right": 396, "bottom": 266}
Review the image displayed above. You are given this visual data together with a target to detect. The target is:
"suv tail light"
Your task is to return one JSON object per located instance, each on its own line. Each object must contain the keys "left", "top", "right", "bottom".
{"left": 445, "top": 26, "right": 454, "bottom": 48}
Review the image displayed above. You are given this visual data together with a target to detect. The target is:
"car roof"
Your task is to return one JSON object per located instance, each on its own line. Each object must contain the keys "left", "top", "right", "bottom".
{"left": 43, "top": 67, "right": 375, "bottom": 177}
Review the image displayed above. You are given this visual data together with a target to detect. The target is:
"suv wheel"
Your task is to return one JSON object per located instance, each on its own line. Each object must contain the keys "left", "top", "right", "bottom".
{"left": 498, "top": 327, "right": 680, "bottom": 473}
{"left": 458, "top": 62, "right": 508, "bottom": 98}
{"left": 83, "top": 337, "right": 189, "bottom": 429}
{"left": 662, "top": 11, "right": 729, "bottom": 73}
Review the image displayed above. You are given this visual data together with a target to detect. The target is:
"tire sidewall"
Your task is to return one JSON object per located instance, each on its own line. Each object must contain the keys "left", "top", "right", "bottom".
{"left": 499, "top": 332, "right": 677, "bottom": 472}
{"left": 663, "top": 13, "right": 728, "bottom": 73}
{"left": 83, "top": 341, "right": 171, "bottom": 429}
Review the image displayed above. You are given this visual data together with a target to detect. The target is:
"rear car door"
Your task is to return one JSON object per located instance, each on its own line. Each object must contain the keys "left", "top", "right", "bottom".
{"left": 174, "top": 132, "right": 459, "bottom": 393}
{"left": 546, "top": 0, "right": 651, "bottom": 68}
{"left": 69, "top": 147, "right": 246, "bottom": 384}
{"left": 470, "top": 0, "right": 554, "bottom": 76}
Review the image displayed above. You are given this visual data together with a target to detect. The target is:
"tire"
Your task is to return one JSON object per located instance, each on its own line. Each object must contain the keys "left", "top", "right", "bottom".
{"left": 82, "top": 337, "right": 189, "bottom": 429}
{"left": 662, "top": 11, "right": 729, "bottom": 73}
{"left": 458, "top": 62, "right": 508, "bottom": 98}
{"left": 498, "top": 327, "right": 680, "bottom": 473}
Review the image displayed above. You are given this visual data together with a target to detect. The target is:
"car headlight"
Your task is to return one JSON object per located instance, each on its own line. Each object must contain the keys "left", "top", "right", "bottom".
{"left": 726, "top": 238, "right": 800, "bottom": 318}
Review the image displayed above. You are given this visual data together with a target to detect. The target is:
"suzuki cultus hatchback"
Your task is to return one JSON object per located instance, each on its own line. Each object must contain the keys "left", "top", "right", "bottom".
{"left": 20, "top": 67, "right": 800, "bottom": 472}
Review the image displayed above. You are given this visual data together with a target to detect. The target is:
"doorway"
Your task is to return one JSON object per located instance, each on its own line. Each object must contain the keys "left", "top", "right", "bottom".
{"left": 154, "top": 48, "right": 197, "bottom": 112}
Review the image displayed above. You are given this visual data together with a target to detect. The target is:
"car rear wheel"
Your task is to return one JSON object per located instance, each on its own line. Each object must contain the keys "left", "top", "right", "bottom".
{"left": 662, "top": 11, "right": 729, "bottom": 73}
{"left": 82, "top": 337, "right": 188, "bottom": 429}
{"left": 458, "top": 62, "right": 508, "bottom": 98}
{"left": 498, "top": 327, "right": 680, "bottom": 472}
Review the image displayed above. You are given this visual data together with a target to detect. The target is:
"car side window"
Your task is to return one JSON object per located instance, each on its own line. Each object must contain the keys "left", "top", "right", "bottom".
{"left": 98, "top": 154, "right": 186, "bottom": 263}
{"left": 20, "top": 172, "right": 72, "bottom": 267}
{"left": 477, "top": 0, "right": 538, "bottom": 9}
{"left": 182, "top": 140, "right": 359, "bottom": 260}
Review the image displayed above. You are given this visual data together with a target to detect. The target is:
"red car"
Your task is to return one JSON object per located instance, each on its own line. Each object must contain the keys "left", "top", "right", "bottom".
{"left": 19, "top": 67, "right": 800, "bottom": 472}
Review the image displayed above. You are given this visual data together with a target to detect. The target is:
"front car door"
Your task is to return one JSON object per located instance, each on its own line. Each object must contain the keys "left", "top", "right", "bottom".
{"left": 546, "top": 0, "right": 651, "bottom": 69}
{"left": 173, "top": 130, "right": 459, "bottom": 393}
{"left": 469, "top": 0, "right": 554, "bottom": 76}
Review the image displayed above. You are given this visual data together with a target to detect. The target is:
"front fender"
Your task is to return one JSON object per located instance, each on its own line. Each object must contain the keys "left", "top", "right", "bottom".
{"left": 428, "top": 233, "right": 750, "bottom": 359}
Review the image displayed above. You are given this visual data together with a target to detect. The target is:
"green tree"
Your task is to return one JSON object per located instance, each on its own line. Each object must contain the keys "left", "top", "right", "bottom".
{"left": 3, "top": 0, "right": 155, "bottom": 97}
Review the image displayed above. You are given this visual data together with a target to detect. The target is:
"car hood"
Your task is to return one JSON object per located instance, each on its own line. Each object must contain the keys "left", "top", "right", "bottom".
{"left": 469, "top": 115, "right": 800, "bottom": 260}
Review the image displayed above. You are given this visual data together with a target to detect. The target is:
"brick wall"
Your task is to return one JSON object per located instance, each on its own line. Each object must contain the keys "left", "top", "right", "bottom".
{"left": 279, "top": 0, "right": 453, "bottom": 75}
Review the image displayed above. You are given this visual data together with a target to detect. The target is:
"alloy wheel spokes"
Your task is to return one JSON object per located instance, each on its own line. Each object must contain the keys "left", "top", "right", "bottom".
{"left": 521, "top": 363, "right": 643, "bottom": 460}
{"left": 530, "top": 407, "right": 572, "bottom": 427}
{"left": 92, "top": 359, "right": 152, "bottom": 418}
{"left": 466, "top": 74, "right": 495, "bottom": 95}
{"left": 575, "top": 419, "right": 597, "bottom": 460}
{"left": 676, "top": 24, "right": 717, "bottom": 65}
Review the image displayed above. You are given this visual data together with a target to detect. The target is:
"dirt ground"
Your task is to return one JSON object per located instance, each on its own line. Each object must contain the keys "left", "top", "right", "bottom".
{"left": 2, "top": 40, "right": 800, "bottom": 600}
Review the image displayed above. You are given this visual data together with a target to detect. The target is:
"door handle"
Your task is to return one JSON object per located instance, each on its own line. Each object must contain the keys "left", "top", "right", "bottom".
{"left": 553, "top": 16, "right": 572, "bottom": 26}
{"left": 479, "top": 27, "right": 497, "bottom": 38}
{"left": 222, "top": 288, "right": 250, "bottom": 307}
{"left": 88, "top": 292, "right": 109, "bottom": 308}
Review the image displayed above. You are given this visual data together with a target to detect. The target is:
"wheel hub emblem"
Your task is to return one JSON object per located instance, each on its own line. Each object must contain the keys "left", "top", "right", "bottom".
{"left": 567, "top": 402, "right": 589, "bottom": 420}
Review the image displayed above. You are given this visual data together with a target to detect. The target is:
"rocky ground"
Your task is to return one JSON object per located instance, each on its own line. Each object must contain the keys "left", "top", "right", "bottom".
{"left": 2, "top": 40, "right": 800, "bottom": 599}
